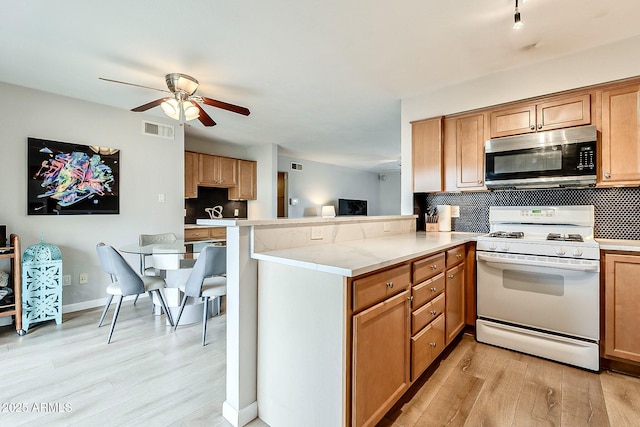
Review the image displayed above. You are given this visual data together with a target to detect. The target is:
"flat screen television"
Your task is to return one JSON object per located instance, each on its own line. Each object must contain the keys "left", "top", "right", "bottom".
{"left": 338, "top": 198, "right": 367, "bottom": 216}
{"left": 27, "top": 137, "right": 120, "bottom": 215}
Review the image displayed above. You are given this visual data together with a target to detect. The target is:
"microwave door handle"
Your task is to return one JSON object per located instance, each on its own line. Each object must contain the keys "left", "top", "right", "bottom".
{"left": 477, "top": 253, "right": 599, "bottom": 272}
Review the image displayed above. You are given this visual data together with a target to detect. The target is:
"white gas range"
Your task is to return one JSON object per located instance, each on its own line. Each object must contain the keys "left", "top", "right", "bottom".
{"left": 475, "top": 205, "right": 600, "bottom": 371}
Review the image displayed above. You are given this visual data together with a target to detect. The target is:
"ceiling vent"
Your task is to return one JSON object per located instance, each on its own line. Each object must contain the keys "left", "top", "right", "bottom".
{"left": 290, "top": 161, "right": 303, "bottom": 171}
{"left": 142, "top": 121, "right": 175, "bottom": 140}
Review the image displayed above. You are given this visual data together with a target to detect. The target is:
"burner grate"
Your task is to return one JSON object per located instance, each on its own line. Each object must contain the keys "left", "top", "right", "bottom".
{"left": 488, "top": 231, "right": 525, "bottom": 239}
{"left": 547, "top": 233, "right": 584, "bottom": 242}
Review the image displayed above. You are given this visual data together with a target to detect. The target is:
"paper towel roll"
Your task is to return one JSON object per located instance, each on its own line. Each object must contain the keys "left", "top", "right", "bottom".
{"left": 437, "top": 205, "right": 452, "bottom": 232}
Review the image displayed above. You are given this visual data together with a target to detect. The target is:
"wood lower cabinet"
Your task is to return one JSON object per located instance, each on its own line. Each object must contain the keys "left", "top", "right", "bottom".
{"left": 411, "top": 314, "right": 445, "bottom": 380}
{"left": 445, "top": 262, "right": 465, "bottom": 345}
{"left": 604, "top": 252, "right": 640, "bottom": 363}
{"left": 600, "top": 84, "right": 640, "bottom": 185}
{"left": 412, "top": 117, "right": 443, "bottom": 193}
{"left": 229, "top": 159, "right": 257, "bottom": 200}
{"left": 352, "top": 289, "right": 410, "bottom": 427}
{"left": 184, "top": 227, "right": 226, "bottom": 242}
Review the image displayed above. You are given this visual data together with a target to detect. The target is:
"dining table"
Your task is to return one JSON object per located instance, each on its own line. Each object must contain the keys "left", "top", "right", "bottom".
{"left": 119, "top": 238, "right": 226, "bottom": 325}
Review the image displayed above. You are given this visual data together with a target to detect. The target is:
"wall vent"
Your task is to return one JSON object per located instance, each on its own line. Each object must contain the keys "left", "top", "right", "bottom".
{"left": 142, "top": 121, "right": 175, "bottom": 140}
{"left": 290, "top": 161, "right": 303, "bottom": 171}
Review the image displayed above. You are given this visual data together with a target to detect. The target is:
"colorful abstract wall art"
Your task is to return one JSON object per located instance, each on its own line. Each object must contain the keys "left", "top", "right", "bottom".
{"left": 27, "top": 137, "right": 120, "bottom": 215}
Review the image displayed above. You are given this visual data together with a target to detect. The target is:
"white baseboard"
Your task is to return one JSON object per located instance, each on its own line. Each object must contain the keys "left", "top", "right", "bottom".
{"left": 223, "top": 401, "right": 258, "bottom": 427}
{"left": 62, "top": 293, "right": 149, "bottom": 314}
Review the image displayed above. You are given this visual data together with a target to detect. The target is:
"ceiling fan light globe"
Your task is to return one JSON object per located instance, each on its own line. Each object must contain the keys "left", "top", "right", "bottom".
{"left": 161, "top": 98, "right": 180, "bottom": 120}
{"left": 182, "top": 101, "right": 200, "bottom": 121}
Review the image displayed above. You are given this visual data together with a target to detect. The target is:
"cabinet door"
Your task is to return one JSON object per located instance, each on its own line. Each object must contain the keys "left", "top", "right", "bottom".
{"left": 601, "top": 85, "right": 640, "bottom": 185}
{"left": 456, "top": 114, "right": 486, "bottom": 189}
{"left": 445, "top": 262, "right": 465, "bottom": 345}
{"left": 536, "top": 94, "right": 591, "bottom": 132}
{"left": 184, "top": 151, "right": 198, "bottom": 198}
{"left": 604, "top": 253, "right": 640, "bottom": 363}
{"left": 198, "top": 153, "right": 219, "bottom": 185}
{"left": 229, "top": 160, "right": 257, "bottom": 200}
{"left": 410, "top": 313, "right": 445, "bottom": 381}
{"left": 490, "top": 104, "right": 536, "bottom": 138}
{"left": 412, "top": 117, "right": 443, "bottom": 193}
{"left": 352, "top": 290, "right": 410, "bottom": 427}
{"left": 218, "top": 156, "right": 238, "bottom": 187}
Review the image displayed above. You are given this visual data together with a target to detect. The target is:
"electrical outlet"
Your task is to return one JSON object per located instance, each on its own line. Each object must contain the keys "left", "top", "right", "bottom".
{"left": 451, "top": 205, "right": 460, "bottom": 218}
{"left": 62, "top": 275, "right": 71, "bottom": 286}
{"left": 311, "top": 227, "right": 323, "bottom": 240}
{"left": 158, "top": 193, "right": 166, "bottom": 203}
{"left": 383, "top": 222, "right": 392, "bottom": 232}
{"left": 79, "top": 273, "right": 88, "bottom": 284}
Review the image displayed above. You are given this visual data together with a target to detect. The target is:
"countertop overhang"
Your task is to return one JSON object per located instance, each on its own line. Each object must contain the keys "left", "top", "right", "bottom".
{"left": 252, "top": 231, "right": 481, "bottom": 277}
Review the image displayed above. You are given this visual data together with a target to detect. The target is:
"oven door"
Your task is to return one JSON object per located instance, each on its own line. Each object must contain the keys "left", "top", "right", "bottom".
{"left": 476, "top": 251, "right": 599, "bottom": 341}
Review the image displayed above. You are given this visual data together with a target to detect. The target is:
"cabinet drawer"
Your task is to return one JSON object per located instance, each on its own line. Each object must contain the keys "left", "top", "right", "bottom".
{"left": 413, "top": 253, "right": 445, "bottom": 284}
{"left": 446, "top": 245, "right": 465, "bottom": 268}
{"left": 412, "top": 272, "right": 445, "bottom": 309}
{"left": 412, "top": 292, "right": 445, "bottom": 335}
{"left": 352, "top": 264, "right": 411, "bottom": 312}
{"left": 185, "top": 228, "right": 210, "bottom": 241}
{"left": 411, "top": 314, "right": 445, "bottom": 381}
{"left": 209, "top": 227, "right": 226, "bottom": 239}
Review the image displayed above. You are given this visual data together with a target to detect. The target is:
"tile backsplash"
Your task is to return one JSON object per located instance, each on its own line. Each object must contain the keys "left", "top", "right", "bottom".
{"left": 415, "top": 187, "right": 640, "bottom": 240}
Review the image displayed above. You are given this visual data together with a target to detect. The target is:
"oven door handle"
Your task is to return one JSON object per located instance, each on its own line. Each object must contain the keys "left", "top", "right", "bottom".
{"left": 477, "top": 252, "right": 599, "bottom": 272}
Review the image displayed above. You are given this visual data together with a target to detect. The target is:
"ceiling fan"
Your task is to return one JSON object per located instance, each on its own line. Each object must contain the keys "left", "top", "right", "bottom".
{"left": 99, "top": 73, "right": 250, "bottom": 127}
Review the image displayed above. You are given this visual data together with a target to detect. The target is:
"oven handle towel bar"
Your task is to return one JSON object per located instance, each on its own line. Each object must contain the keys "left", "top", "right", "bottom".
{"left": 477, "top": 252, "right": 599, "bottom": 272}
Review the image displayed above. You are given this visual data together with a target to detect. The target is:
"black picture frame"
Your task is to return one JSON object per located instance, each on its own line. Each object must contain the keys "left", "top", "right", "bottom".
{"left": 27, "top": 137, "right": 120, "bottom": 215}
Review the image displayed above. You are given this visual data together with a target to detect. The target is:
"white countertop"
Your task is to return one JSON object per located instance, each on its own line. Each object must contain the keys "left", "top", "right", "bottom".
{"left": 195, "top": 215, "right": 417, "bottom": 228}
{"left": 597, "top": 239, "right": 640, "bottom": 252}
{"left": 252, "top": 231, "right": 481, "bottom": 277}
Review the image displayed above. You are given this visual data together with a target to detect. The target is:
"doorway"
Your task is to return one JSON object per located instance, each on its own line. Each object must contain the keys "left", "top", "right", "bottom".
{"left": 277, "top": 171, "right": 288, "bottom": 218}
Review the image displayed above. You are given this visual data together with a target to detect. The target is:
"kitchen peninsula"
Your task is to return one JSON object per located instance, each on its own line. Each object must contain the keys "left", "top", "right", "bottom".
{"left": 201, "top": 215, "right": 479, "bottom": 427}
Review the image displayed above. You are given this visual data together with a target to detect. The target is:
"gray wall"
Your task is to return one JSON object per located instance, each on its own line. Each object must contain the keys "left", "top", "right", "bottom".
{"left": 0, "top": 82, "right": 185, "bottom": 310}
{"left": 278, "top": 155, "right": 383, "bottom": 217}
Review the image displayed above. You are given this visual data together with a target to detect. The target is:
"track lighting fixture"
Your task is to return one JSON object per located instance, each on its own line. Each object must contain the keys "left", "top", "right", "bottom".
{"left": 513, "top": 0, "right": 523, "bottom": 29}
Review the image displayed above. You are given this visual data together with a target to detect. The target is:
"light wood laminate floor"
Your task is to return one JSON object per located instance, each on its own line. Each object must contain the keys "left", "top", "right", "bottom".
{"left": 380, "top": 334, "right": 640, "bottom": 427}
{"left": 2, "top": 304, "right": 639, "bottom": 427}
{"left": 0, "top": 300, "right": 267, "bottom": 427}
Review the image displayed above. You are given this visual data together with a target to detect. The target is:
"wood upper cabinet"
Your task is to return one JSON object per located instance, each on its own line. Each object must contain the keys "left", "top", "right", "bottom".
{"left": 455, "top": 113, "right": 486, "bottom": 190}
{"left": 604, "top": 252, "right": 640, "bottom": 363}
{"left": 352, "top": 290, "right": 410, "bottom": 427}
{"left": 184, "top": 151, "right": 198, "bottom": 198}
{"left": 412, "top": 117, "right": 443, "bottom": 193}
{"left": 198, "top": 154, "right": 238, "bottom": 187}
{"left": 490, "top": 94, "right": 591, "bottom": 138}
{"left": 229, "top": 159, "right": 257, "bottom": 200}
{"left": 600, "top": 84, "right": 640, "bottom": 185}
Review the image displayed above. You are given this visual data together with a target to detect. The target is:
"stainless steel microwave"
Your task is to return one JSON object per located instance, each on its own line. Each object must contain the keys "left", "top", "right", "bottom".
{"left": 484, "top": 125, "right": 597, "bottom": 189}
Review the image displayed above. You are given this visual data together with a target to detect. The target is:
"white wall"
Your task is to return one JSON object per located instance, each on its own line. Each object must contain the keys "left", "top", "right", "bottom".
{"left": 400, "top": 35, "right": 640, "bottom": 214}
{"left": 278, "top": 155, "right": 381, "bottom": 217}
{"left": 0, "top": 82, "right": 184, "bottom": 307}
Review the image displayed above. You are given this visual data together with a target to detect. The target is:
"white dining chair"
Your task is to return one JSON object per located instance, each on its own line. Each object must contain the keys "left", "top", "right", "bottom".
{"left": 96, "top": 243, "right": 174, "bottom": 343}
{"left": 173, "top": 245, "right": 227, "bottom": 346}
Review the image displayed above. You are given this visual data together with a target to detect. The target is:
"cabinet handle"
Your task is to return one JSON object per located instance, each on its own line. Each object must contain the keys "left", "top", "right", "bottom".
{"left": 456, "top": 254, "right": 463, "bottom": 259}
{"left": 430, "top": 342, "right": 437, "bottom": 348}
{"left": 430, "top": 287, "right": 437, "bottom": 292}
{"left": 431, "top": 264, "right": 437, "bottom": 269}
{"left": 430, "top": 310, "right": 437, "bottom": 316}
{"left": 530, "top": 125, "right": 535, "bottom": 130}
{"left": 538, "top": 124, "right": 542, "bottom": 129}
{"left": 478, "top": 180, "right": 483, "bottom": 184}
{"left": 408, "top": 295, "right": 413, "bottom": 302}
{"left": 386, "top": 281, "right": 394, "bottom": 288}
{"left": 604, "top": 173, "right": 611, "bottom": 179}
{"left": 448, "top": 274, "right": 454, "bottom": 279}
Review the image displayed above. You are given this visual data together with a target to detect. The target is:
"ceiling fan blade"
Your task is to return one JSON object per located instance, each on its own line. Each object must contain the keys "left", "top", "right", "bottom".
{"left": 131, "top": 98, "right": 167, "bottom": 112}
{"left": 201, "top": 97, "right": 250, "bottom": 116}
{"left": 99, "top": 77, "right": 170, "bottom": 93}
{"left": 194, "top": 103, "right": 217, "bottom": 127}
